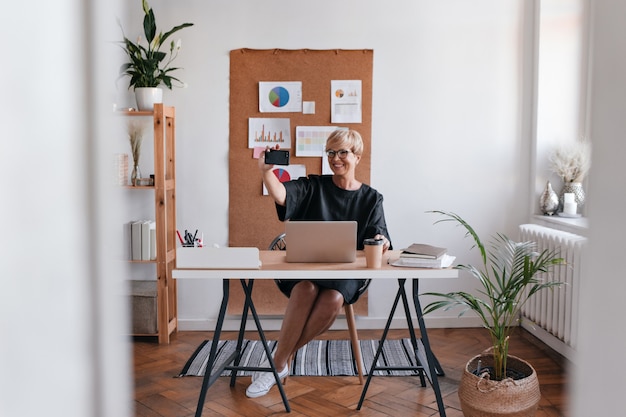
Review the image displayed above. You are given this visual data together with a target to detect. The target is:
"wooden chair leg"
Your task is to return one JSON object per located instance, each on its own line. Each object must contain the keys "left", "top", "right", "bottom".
{"left": 345, "top": 304, "right": 364, "bottom": 384}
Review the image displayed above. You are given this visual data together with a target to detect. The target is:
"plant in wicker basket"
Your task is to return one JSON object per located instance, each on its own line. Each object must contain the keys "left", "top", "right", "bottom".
{"left": 423, "top": 211, "right": 565, "bottom": 416}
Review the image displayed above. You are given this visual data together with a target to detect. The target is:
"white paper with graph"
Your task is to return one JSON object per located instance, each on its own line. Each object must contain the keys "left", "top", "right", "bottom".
{"left": 518, "top": 224, "right": 587, "bottom": 361}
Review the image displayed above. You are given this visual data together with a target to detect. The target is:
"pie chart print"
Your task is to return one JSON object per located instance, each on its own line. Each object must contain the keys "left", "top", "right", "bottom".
{"left": 273, "top": 168, "right": 291, "bottom": 183}
{"left": 269, "top": 86, "right": 290, "bottom": 108}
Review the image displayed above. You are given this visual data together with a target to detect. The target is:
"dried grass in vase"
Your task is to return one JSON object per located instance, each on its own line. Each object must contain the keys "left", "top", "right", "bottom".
{"left": 127, "top": 119, "right": 148, "bottom": 184}
{"left": 549, "top": 140, "right": 591, "bottom": 183}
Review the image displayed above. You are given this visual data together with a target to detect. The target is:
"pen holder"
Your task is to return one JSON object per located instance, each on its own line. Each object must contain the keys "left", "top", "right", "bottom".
{"left": 364, "top": 238, "right": 383, "bottom": 269}
{"left": 178, "top": 229, "right": 203, "bottom": 248}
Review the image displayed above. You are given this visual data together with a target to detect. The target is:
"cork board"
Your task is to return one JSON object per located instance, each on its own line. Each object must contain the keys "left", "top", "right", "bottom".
{"left": 228, "top": 48, "right": 373, "bottom": 316}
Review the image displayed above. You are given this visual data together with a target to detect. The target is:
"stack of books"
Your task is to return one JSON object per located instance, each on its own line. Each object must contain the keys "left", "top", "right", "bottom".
{"left": 390, "top": 243, "right": 455, "bottom": 268}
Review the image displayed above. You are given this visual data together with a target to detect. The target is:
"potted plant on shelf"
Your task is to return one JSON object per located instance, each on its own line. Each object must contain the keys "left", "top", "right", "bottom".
{"left": 423, "top": 211, "right": 564, "bottom": 417}
{"left": 548, "top": 140, "right": 591, "bottom": 212}
{"left": 118, "top": 0, "right": 193, "bottom": 110}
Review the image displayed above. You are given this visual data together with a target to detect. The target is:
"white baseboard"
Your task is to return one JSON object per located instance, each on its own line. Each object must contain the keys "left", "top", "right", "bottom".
{"left": 177, "top": 315, "right": 483, "bottom": 332}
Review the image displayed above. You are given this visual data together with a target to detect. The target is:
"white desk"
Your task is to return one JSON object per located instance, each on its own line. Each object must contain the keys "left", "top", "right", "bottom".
{"left": 173, "top": 250, "right": 458, "bottom": 416}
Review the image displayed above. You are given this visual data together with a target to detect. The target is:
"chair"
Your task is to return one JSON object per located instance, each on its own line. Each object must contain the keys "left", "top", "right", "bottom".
{"left": 269, "top": 233, "right": 368, "bottom": 384}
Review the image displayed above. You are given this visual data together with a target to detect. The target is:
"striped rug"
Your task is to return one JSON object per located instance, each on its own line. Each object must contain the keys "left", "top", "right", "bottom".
{"left": 179, "top": 338, "right": 420, "bottom": 377}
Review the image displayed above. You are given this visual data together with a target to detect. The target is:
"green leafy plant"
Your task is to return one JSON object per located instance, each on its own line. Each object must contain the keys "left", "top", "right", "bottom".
{"left": 423, "top": 211, "right": 564, "bottom": 381}
{"left": 118, "top": 0, "right": 193, "bottom": 90}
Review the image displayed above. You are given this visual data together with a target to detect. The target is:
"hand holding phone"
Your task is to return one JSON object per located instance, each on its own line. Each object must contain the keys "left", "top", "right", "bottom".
{"left": 264, "top": 149, "right": 290, "bottom": 165}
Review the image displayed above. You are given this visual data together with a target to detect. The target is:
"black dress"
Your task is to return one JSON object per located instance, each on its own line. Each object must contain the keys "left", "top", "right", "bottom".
{"left": 274, "top": 175, "right": 392, "bottom": 304}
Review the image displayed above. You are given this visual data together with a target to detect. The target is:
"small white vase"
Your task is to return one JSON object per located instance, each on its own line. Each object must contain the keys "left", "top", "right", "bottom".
{"left": 540, "top": 181, "right": 559, "bottom": 215}
{"left": 135, "top": 87, "right": 163, "bottom": 111}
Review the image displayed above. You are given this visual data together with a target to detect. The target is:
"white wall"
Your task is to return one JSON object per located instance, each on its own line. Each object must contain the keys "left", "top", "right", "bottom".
{"left": 571, "top": 0, "right": 626, "bottom": 414}
{"left": 117, "top": 0, "right": 536, "bottom": 330}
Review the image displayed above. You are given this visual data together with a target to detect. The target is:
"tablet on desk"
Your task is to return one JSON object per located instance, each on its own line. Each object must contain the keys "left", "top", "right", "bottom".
{"left": 285, "top": 220, "right": 357, "bottom": 263}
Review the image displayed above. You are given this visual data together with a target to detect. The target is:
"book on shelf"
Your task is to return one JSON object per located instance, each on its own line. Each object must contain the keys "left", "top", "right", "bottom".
{"left": 141, "top": 220, "right": 151, "bottom": 261}
{"left": 390, "top": 254, "right": 456, "bottom": 269}
{"left": 129, "top": 219, "right": 156, "bottom": 261}
{"left": 149, "top": 222, "right": 157, "bottom": 260}
{"left": 131, "top": 221, "right": 143, "bottom": 261}
{"left": 400, "top": 243, "right": 447, "bottom": 259}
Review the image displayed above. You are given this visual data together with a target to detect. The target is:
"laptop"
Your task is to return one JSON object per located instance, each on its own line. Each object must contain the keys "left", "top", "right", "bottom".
{"left": 285, "top": 220, "right": 357, "bottom": 263}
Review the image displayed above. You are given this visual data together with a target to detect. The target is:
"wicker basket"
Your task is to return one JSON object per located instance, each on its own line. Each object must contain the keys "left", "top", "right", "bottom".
{"left": 458, "top": 354, "right": 541, "bottom": 417}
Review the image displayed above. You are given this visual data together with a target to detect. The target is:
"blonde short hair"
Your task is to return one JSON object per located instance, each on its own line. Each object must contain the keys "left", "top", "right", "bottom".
{"left": 325, "top": 129, "right": 364, "bottom": 156}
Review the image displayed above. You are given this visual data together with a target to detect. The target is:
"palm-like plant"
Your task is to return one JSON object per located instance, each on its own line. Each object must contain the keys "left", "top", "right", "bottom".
{"left": 423, "top": 211, "right": 564, "bottom": 381}
{"left": 118, "top": 0, "right": 193, "bottom": 90}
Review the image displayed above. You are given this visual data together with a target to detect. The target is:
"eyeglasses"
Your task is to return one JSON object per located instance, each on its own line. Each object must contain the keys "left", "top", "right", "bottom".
{"left": 326, "top": 149, "right": 352, "bottom": 159}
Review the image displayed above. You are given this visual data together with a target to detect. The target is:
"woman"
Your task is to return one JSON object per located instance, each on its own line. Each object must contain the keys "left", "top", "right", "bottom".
{"left": 246, "top": 129, "right": 392, "bottom": 398}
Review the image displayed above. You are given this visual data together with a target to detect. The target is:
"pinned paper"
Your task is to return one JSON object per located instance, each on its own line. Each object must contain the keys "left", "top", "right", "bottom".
{"left": 253, "top": 147, "right": 266, "bottom": 159}
{"left": 331, "top": 80, "right": 362, "bottom": 123}
{"left": 248, "top": 118, "right": 291, "bottom": 148}
{"left": 259, "top": 81, "right": 302, "bottom": 113}
{"left": 303, "top": 101, "right": 316, "bottom": 114}
{"left": 295, "top": 126, "right": 344, "bottom": 157}
{"left": 263, "top": 164, "right": 306, "bottom": 195}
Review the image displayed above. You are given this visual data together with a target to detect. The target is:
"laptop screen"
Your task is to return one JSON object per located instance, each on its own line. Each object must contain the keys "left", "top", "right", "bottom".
{"left": 284, "top": 220, "right": 357, "bottom": 263}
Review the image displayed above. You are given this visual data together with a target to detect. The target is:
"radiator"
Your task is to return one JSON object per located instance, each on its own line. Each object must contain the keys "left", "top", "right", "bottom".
{"left": 518, "top": 224, "right": 587, "bottom": 361}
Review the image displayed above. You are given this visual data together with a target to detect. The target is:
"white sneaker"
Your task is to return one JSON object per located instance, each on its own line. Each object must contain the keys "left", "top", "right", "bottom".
{"left": 246, "top": 365, "right": 289, "bottom": 398}
{"left": 251, "top": 359, "right": 270, "bottom": 383}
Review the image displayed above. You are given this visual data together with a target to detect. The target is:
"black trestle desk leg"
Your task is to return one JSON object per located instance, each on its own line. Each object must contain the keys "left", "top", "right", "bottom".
{"left": 412, "top": 279, "right": 446, "bottom": 417}
{"left": 229, "top": 279, "right": 253, "bottom": 387}
{"left": 399, "top": 279, "right": 426, "bottom": 387}
{"left": 196, "top": 279, "right": 290, "bottom": 414}
{"left": 358, "top": 278, "right": 446, "bottom": 415}
{"left": 357, "top": 279, "right": 404, "bottom": 410}
{"left": 241, "top": 279, "right": 291, "bottom": 412}
{"left": 194, "top": 279, "right": 230, "bottom": 417}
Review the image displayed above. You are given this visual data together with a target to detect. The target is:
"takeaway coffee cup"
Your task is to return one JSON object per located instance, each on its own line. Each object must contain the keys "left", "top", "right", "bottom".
{"left": 363, "top": 238, "right": 384, "bottom": 268}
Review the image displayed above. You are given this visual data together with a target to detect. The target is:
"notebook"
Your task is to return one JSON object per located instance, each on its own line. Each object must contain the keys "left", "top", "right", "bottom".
{"left": 285, "top": 220, "right": 357, "bottom": 263}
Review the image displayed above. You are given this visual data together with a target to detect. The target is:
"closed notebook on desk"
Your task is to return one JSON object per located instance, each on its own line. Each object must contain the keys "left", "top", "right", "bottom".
{"left": 176, "top": 247, "right": 260, "bottom": 269}
{"left": 285, "top": 220, "right": 357, "bottom": 263}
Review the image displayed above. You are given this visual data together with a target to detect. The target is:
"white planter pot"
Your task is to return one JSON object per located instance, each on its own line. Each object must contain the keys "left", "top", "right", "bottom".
{"left": 135, "top": 87, "right": 163, "bottom": 111}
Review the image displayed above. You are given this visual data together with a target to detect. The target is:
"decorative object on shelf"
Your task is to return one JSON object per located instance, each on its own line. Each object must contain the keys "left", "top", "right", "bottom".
{"left": 127, "top": 119, "right": 148, "bottom": 185}
{"left": 539, "top": 180, "right": 559, "bottom": 215}
{"left": 424, "top": 211, "right": 565, "bottom": 417}
{"left": 562, "top": 192, "right": 578, "bottom": 215}
{"left": 115, "top": 153, "right": 129, "bottom": 186}
{"left": 557, "top": 211, "right": 582, "bottom": 218}
{"left": 131, "top": 165, "right": 142, "bottom": 186}
{"left": 134, "top": 87, "right": 163, "bottom": 112}
{"left": 560, "top": 181, "right": 585, "bottom": 210}
{"left": 135, "top": 177, "right": 154, "bottom": 186}
{"left": 117, "top": 0, "right": 193, "bottom": 110}
{"left": 549, "top": 140, "right": 591, "bottom": 211}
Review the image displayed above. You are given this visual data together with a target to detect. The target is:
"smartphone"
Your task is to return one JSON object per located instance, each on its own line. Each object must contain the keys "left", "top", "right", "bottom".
{"left": 264, "top": 149, "right": 290, "bottom": 165}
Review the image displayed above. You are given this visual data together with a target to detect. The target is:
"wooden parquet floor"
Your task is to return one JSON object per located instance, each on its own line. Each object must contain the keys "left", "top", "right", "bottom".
{"left": 133, "top": 327, "right": 569, "bottom": 417}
